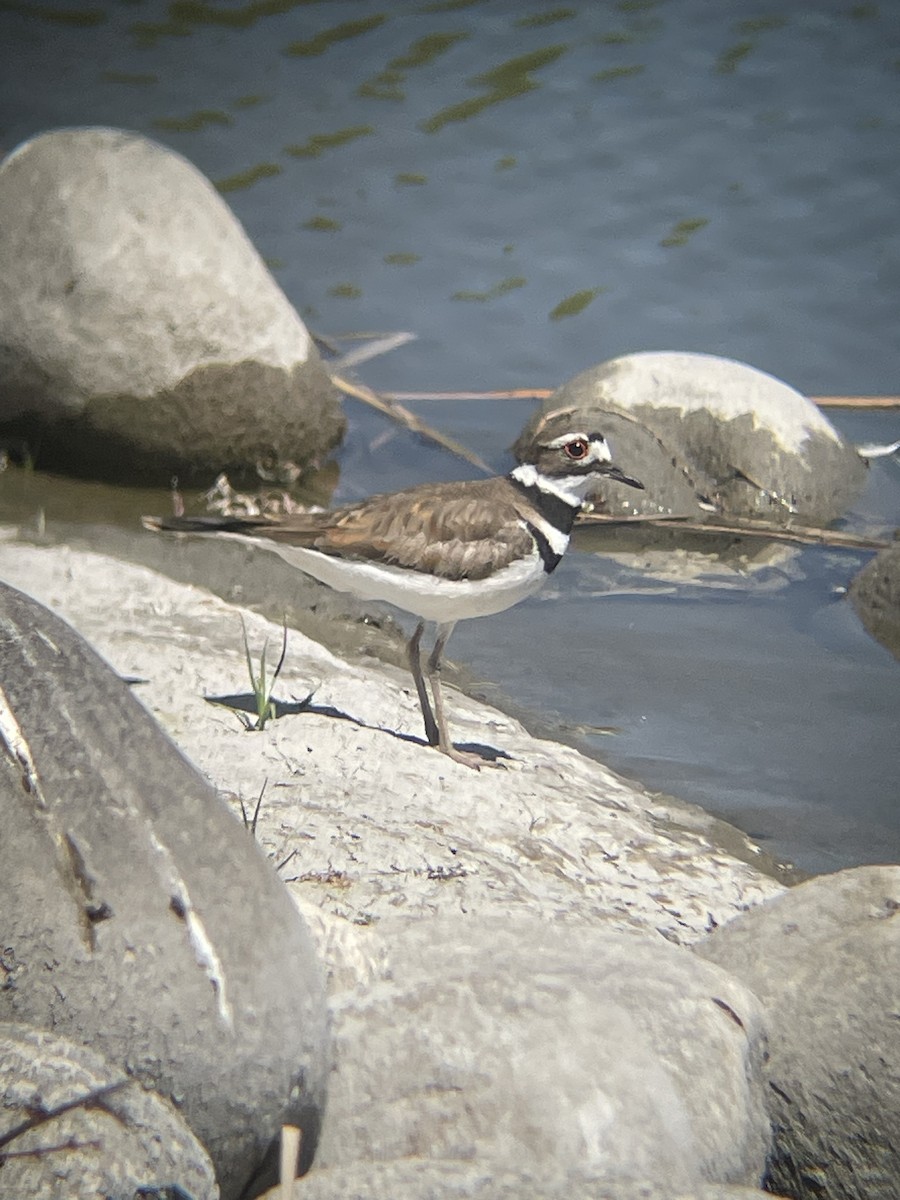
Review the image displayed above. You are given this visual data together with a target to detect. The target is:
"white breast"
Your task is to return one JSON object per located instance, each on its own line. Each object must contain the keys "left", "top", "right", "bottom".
{"left": 266, "top": 540, "right": 551, "bottom": 625}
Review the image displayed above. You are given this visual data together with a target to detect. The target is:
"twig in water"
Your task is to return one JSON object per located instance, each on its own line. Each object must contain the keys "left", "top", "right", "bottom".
{"left": 327, "top": 331, "right": 416, "bottom": 372}
{"left": 577, "top": 510, "right": 893, "bottom": 551}
{"left": 329, "top": 372, "right": 492, "bottom": 474}
{"left": 384, "top": 388, "right": 900, "bottom": 410}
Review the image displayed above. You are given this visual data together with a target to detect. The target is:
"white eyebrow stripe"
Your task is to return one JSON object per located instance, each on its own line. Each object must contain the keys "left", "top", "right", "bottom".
{"left": 543, "top": 433, "right": 612, "bottom": 464}
{"left": 546, "top": 432, "right": 588, "bottom": 449}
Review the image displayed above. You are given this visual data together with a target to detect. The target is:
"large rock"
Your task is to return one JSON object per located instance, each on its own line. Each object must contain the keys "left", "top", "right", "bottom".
{"left": 0, "top": 1023, "right": 218, "bottom": 1199}
{"left": 696, "top": 867, "right": 900, "bottom": 1200}
{"left": 850, "top": 542, "right": 900, "bottom": 661}
{"left": 267, "top": 1160, "right": 785, "bottom": 1200}
{"left": 0, "top": 580, "right": 328, "bottom": 1200}
{"left": 514, "top": 352, "right": 866, "bottom": 524}
{"left": 0, "top": 539, "right": 785, "bottom": 949}
{"left": 314, "top": 915, "right": 771, "bottom": 1191}
{"left": 0, "top": 127, "right": 343, "bottom": 483}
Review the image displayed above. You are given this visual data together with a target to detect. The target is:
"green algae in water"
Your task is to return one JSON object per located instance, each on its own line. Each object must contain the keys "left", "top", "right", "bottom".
{"left": 660, "top": 217, "right": 710, "bottom": 247}
{"left": 285, "top": 125, "right": 375, "bottom": 158}
{"left": 285, "top": 15, "right": 387, "bottom": 57}
{"left": 452, "top": 276, "right": 527, "bottom": 302}
{"left": 216, "top": 162, "right": 282, "bottom": 193}
{"left": 549, "top": 288, "right": 605, "bottom": 319}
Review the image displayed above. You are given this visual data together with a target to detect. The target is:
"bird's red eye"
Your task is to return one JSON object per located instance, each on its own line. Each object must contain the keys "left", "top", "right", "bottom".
{"left": 564, "top": 437, "right": 589, "bottom": 460}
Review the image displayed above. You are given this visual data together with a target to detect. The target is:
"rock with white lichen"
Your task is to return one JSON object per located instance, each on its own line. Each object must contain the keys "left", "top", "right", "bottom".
{"left": 513, "top": 352, "right": 866, "bottom": 524}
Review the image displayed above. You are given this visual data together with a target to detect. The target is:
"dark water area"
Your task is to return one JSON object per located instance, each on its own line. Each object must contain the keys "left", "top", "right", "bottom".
{"left": 2, "top": 0, "right": 899, "bottom": 874}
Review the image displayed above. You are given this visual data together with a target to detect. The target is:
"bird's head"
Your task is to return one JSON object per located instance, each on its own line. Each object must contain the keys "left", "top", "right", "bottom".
{"left": 522, "top": 429, "right": 645, "bottom": 500}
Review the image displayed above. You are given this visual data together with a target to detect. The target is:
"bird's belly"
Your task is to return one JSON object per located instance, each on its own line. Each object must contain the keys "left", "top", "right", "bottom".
{"left": 268, "top": 542, "right": 549, "bottom": 624}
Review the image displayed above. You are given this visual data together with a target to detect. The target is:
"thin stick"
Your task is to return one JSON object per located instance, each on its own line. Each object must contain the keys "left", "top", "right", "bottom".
{"left": 328, "top": 331, "right": 416, "bottom": 371}
{"left": 329, "top": 372, "right": 492, "bottom": 473}
{"left": 0, "top": 1080, "right": 128, "bottom": 1152}
{"left": 390, "top": 389, "right": 554, "bottom": 402}
{"left": 386, "top": 389, "right": 900, "bottom": 409}
{"left": 813, "top": 396, "right": 900, "bottom": 409}
{"left": 280, "top": 1124, "right": 302, "bottom": 1200}
{"left": 577, "top": 511, "right": 892, "bottom": 551}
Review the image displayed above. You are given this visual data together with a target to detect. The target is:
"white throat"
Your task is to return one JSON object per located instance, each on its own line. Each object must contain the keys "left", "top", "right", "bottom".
{"left": 510, "top": 462, "right": 594, "bottom": 507}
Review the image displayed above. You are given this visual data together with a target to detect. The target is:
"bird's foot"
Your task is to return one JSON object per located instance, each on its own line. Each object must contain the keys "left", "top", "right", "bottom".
{"left": 437, "top": 742, "right": 506, "bottom": 770}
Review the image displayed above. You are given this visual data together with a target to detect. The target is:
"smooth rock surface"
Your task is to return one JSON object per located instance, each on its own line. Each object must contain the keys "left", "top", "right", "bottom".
{"left": 850, "top": 542, "right": 900, "bottom": 661}
{"left": 513, "top": 352, "right": 866, "bottom": 524}
{"left": 0, "top": 577, "right": 328, "bottom": 1200}
{"left": 0, "top": 536, "right": 785, "bottom": 949}
{"left": 0, "top": 1023, "right": 218, "bottom": 1200}
{"left": 266, "top": 1159, "right": 785, "bottom": 1200}
{"left": 0, "top": 127, "right": 343, "bottom": 482}
{"left": 696, "top": 866, "right": 900, "bottom": 1200}
{"left": 312, "top": 915, "right": 771, "bottom": 1190}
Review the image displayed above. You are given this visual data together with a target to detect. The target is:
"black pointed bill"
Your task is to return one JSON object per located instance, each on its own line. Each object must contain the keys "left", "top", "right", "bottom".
{"left": 599, "top": 463, "right": 644, "bottom": 490}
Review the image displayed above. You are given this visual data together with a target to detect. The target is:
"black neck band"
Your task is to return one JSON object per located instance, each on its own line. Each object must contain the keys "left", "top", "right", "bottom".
{"left": 508, "top": 473, "right": 582, "bottom": 536}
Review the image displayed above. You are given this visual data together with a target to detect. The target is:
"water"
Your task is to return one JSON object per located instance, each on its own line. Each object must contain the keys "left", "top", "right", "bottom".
{"left": 1, "top": 0, "right": 899, "bottom": 873}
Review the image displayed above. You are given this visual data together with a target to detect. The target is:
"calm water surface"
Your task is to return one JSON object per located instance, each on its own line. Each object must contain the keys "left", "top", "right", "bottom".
{"left": 2, "top": 1, "right": 899, "bottom": 873}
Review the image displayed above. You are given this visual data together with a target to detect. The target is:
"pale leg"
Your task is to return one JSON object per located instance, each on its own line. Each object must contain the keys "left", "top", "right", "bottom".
{"left": 407, "top": 621, "right": 439, "bottom": 746}
{"left": 427, "top": 621, "right": 486, "bottom": 769}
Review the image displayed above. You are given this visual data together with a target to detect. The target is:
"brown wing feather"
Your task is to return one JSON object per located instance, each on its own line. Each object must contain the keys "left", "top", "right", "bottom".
{"left": 260, "top": 478, "right": 535, "bottom": 581}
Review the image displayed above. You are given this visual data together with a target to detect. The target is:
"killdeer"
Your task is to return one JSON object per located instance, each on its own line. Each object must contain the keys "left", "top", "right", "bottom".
{"left": 144, "top": 429, "right": 643, "bottom": 767}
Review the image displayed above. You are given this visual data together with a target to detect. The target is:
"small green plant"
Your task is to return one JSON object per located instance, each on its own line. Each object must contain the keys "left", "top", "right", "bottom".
{"left": 240, "top": 616, "right": 288, "bottom": 731}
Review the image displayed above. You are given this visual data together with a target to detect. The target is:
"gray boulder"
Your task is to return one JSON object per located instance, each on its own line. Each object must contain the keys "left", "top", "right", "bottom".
{"left": 268, "top": 1159, "right": 784, "bottom": 1200}
{"left": 513, "top": 352, "right": 865, "bottom": 524}
{"left": 0, "top": 580, "right": 328, "bottom": 1200}
{"left": 0, "top": 127, "right": 343, "bottom": 483}
{"left": 314, "top": 915, "right": 771, "bottom": 1191}
{"left": 0, "top": 1023, "right": 218, "bottom": 1199}
{"left": 850, "top": 542, "right": 900, "bottom": 661}
{"left": 696, "top": 866, "right": 900, "bottom": 1200}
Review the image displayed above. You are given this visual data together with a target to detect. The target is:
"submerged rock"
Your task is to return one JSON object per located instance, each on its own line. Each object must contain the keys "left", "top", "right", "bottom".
{"left": 514, "top": 352, "right": 866, "bottom": 525}
{"left": 0, "top": 580, "right": 328, "bottom": 1200}
{"left": 696, "top": 866, "right": 900, "bottom": 1200}
{"left": 850, "top": 542, "right": 900, "bottom": 661}
{"left": 0, "top": 127, "right": 343, "bottom": 483}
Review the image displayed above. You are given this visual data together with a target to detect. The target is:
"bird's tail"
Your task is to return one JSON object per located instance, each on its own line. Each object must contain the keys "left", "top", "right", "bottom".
{"left": 141, "top": 514, "right": 272, "bottom": 534}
